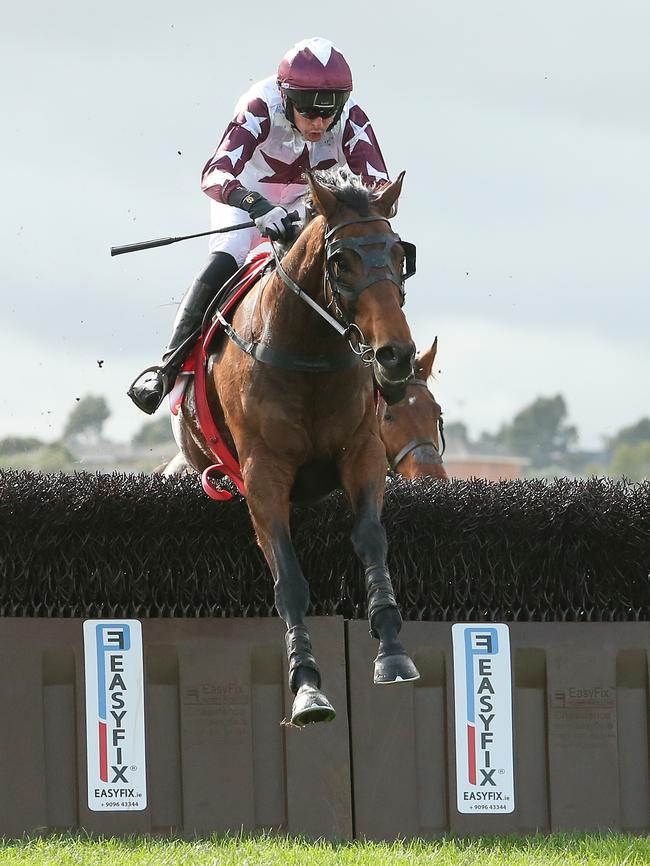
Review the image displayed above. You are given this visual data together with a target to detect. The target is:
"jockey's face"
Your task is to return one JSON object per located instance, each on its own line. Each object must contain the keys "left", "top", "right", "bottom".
{"left": 293, "top": 110, "right": 335, "bottom": 142}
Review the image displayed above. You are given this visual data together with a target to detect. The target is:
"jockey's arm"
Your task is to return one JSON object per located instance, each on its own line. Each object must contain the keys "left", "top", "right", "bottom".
{"left": 341, "top": 102, "right": 391, "bottom": 191}
{"left": 200, "top": 93, "right": 291, "bottom": 239}
{"left": 201, "top": 94, "right": 271, "bottom": 205}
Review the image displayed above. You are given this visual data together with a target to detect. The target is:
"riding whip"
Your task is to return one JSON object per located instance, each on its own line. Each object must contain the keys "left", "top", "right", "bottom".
{"left": 110, "top": 212, "right": 299, "bottom": 256}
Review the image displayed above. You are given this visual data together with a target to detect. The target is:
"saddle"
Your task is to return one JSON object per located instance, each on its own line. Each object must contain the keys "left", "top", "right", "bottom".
{"left": 170, "top": 248, "right": 272, "bottom": 501}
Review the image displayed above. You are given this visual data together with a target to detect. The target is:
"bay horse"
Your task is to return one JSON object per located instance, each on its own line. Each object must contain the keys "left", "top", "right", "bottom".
{"left": 378, "top": 338, "right": 448, "bottom": 480}
{"left": 174, "top": 168, "right": 420, "bottom": 725}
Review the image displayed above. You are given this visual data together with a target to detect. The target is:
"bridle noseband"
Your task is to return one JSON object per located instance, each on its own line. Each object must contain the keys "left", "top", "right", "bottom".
{"left": 386, "top": 377, "right": 446, "bottom": 471}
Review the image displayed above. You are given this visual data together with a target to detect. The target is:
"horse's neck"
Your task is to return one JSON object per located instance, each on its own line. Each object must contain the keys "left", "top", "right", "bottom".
{"left": 255, "top": 220, "right": 336, "bottom": 348}
{"left": 280, "top": 218, "right": 326, "bottom": 299}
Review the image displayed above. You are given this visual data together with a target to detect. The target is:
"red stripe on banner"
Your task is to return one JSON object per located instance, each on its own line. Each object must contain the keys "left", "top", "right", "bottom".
{"left": 99, "top": 721, "right": 108, "bottom": 782}
{"left": 468, "top": 723, "right": 476, "bottom": 785}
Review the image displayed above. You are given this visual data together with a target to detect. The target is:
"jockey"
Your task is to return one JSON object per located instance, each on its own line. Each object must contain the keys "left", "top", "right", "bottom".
{"left": 128, "top": 36, "right": 390, "bottom": 415}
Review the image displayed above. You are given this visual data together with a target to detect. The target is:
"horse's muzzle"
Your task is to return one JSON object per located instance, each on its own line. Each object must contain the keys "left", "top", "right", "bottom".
{"left": 373, "top": 342, "right": 415, "bottom": 405}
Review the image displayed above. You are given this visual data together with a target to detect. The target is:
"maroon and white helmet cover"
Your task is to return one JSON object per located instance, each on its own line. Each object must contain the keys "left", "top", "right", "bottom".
{"left": 277, "top": 36, "right": 353, "bottom": 92}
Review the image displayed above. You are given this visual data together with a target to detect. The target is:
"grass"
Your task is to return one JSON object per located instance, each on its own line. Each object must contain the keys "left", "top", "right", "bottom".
{"left": 1, "top": 834, "right": 650, "bottom": 866}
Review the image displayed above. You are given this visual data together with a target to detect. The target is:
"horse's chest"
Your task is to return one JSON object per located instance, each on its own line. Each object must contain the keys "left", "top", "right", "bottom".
{"left": 252, "top": 382, "right": 368, "bottom": 457}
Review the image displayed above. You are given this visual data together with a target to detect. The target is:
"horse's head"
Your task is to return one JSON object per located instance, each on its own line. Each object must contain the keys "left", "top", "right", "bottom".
{"left": 378, "top": 338, "right": 448, "bottom": 480}
{"left": 307, "top": 169, "right": 416, "bottom": 404}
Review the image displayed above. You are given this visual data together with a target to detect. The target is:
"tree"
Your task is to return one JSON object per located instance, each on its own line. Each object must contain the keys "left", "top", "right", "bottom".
{"left": 63, "top": 395, "right": 110, "bottom": 441}
{"left": 482, "top": 394, "right": 578, "bottom": 467}
{"left": 132, "top": 415, "right": 175, "bottom": 448}
{"left": 0, "top": 442, "right": 75, "bottom": 472}
{"left": 0, "top": 436, "right": 43, "bottom": 457}
{"left": 443, "top": 421, "right": 470, "bottom": 450}
{"left": 610, "top": 442, "right": 650, "bottom": 480}
{"left": 606, "top": 418, "right": 650, "bottom": 452}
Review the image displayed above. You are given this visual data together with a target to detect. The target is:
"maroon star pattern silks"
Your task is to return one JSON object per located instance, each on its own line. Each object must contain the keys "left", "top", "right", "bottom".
{"left": 258, "top": 147, "right": 337, "bottom": 184}
{"left": 342, "top": 104, "right": 389, "bottom": 187}
{"left": 202, "top": 96, "right": 272, "bottom": 203}
{"left": 201, "top": 75, "right": 390, "bottom": 206}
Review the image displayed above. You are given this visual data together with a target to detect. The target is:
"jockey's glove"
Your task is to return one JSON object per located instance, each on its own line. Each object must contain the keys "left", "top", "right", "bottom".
{"left": 228, "top": 187, "right": 290, "bottom": 241}
{"left": 253, "top": 205, "right": 291, "bottom": 241}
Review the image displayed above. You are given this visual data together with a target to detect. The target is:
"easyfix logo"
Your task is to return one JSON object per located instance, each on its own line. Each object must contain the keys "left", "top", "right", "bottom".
{"left": 452, "top": 623, "right": 514, "bottom": 813}
{"left": 463, "top": 627, "right": 498, "bottom": 786}
{"left": 94, "top": 623, "right": 131, "bottom": 784}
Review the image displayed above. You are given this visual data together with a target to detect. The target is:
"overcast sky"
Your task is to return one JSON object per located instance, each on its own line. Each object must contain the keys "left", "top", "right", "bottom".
{"left": 2, "top": 0, "right": 648, "bottom": 449}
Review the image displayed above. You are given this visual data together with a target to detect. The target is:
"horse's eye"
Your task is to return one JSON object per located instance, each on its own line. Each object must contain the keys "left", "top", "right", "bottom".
{"left": 334, "top": 255, "right": 349, "bottom": 272}
{"left": 384, "top": 412, "right": 393, "bottom": 422}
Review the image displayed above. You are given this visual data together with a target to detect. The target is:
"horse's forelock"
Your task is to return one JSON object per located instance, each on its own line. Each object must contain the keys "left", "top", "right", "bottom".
{"left": 308, "top": 167, "right": 373, "bottom": 218}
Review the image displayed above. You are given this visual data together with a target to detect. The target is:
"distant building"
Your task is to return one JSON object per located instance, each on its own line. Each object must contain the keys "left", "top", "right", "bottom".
{"left": 444, "top": 453, "right": 528, "bottom": 481}
{"left": 442, "top": 436, "right": 528, "bottom": 480}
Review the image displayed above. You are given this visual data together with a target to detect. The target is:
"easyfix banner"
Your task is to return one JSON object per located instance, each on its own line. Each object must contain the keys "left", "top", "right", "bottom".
{"left": 83, "top": 620, "right": 147, "bottom": 811}
{"left": 452, "top": 623, "right": 515, "bottom": 814}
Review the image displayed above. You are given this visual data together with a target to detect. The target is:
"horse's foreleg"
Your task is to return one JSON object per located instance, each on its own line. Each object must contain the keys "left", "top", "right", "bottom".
{"left": 340, "top": 440, "right": 419, "bottom": 685}
{"left": 243, "top": 460, "right": 336, "bottom": 725}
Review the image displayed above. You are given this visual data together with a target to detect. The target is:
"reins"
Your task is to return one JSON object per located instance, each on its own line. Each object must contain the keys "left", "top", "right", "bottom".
{"left": 212, "top": 243, "right": 362, "bottom": 373}
{"left": 269, "top": 239, "right": 378, "bottom": 364}
{"left": 269, "top": 241, "right": 354, "bottom": 341}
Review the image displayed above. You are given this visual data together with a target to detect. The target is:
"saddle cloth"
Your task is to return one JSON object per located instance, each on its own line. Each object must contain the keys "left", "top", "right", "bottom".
{"left": 170, "top": 248, "right": 272, "bottom": 500}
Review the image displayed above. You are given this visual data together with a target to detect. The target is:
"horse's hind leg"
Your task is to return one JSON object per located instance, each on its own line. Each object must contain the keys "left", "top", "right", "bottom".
{"left": 160, "top": 451, "right": 192, "bottom": 476}
{"left": 244, "top": 463, "right": 336, "bottom": 726}
{"left": 341, "top": 449, "right": 419, "bottom": 685}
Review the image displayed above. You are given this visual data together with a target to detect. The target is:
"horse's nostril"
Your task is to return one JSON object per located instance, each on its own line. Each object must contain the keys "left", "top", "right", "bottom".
{"left": 376, "top": 346, "right": 399, "bottom": 368}
{"left": 376, "top": 343, "right": 415, "bottom": 370}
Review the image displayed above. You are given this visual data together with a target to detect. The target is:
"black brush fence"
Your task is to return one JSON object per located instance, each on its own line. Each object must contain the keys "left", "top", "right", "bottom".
{"left": 0, "top": 470, "right": 648, "bottom": 621}
{"left": 1, "top": 469, "right": 650, "bottom": 839}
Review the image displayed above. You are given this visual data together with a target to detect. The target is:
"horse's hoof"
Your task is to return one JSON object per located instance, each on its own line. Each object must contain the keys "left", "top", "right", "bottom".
{"left": 373, "top": 652, "right": 420, "bottom": 685}
{"left": 290, "top": 685, "right": 336, "bottom": 726}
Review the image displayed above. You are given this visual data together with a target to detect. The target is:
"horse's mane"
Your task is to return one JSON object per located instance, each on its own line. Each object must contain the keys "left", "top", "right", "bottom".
{"left": 305, "top": 167, "right": 374, "bottom": 218}
{"left": 280, "top": 168, "right": 374, "bottom": 252}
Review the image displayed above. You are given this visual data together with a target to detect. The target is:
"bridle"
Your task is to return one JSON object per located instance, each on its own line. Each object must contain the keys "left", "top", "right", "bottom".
{"left": 385, "top": 377, "right": 446, "bottom": 472}
{"left": 323, "top": 215, "right": 416, "bottom": 320}
{"left": 269, "top": 215, "right": 415, "bottom": 362}
{"left": 214, "top": 213, "right": 416, "bottom": 375}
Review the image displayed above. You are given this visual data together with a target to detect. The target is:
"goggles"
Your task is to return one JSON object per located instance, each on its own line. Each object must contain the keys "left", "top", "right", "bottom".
{"left": 283, "top": 88, "right": 350, "bottom": 121}
{"left": 293, "top": 104, "right": 338, "bottom": 120}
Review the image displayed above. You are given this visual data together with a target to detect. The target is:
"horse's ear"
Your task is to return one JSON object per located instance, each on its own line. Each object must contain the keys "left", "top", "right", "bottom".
{"left": 416, "top": 336, "right": 438, "bottom": 379}
{"left": 373, "top": 170, "right": 406, "bottom": 217}
{"left": 306, "top": 172, "right": 339, "bottom": 219}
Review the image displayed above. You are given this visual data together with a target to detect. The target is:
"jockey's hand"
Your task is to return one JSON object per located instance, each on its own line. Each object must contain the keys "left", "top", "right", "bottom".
{"left": 253, "top": 204, "right": 291, "bottom": 241}
{"left": 229, "top": 188, "right": 292, "bottom": 241}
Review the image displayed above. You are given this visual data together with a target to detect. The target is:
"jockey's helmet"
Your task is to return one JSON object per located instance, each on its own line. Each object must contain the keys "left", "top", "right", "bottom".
{"left": 277, "top": 37, "right": 352, "bottom": 126}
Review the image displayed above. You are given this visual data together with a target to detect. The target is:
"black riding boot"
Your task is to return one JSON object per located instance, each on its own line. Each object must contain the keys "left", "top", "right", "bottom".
{"left": 128, "top": 251, "right": 238, "bottom": 415}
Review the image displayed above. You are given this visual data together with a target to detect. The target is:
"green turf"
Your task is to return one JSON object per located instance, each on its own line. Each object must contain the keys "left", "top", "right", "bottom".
{"left": 1, "top": 834, "right": 650, "bottom": 866}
